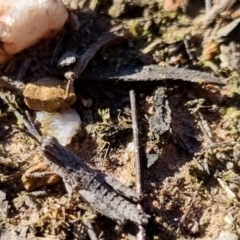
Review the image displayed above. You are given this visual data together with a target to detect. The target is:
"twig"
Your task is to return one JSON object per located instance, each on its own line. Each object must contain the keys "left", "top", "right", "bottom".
{"left": 205, "top": 0, "right": 212, "bottom": 12}
{"left": 130, "top": 90, "right": 142, "bottom": 194}
{"left": 183, "top": 36, "right": 194, "bottom": 60}
{"left": 72, "top": 28, "right": 127, "bottom": 78}
{"left": 29, "top": 190, "right": 52, "bottom": 197}
{"left": 83, "top": 220, "right": 99, "bottom": 240}
{"left": 0, "top": 77, "right": 17, "bottom": 90}
{"left": 64, "top": 77, "right": 74, "bottom": 99}
{"left": 51, "top": 31, "right": 65, "bottom": 65}
{"left": 24, "top": 110, "right": 41, "bottom": 140}
{"left": 0, "top": 92, "right": 40, "bottom": 142}
{"left": 82, "top": 65, "right": 223, "bottom": 85}
{"left": 204, "top": 0, "right": 237, "bottom": 26}
{"left": 0, "top": 76, "right": 23, "bottom": 94}
{"left": 0, "top": 170, "right": 25, "bottom": 183}
{"left": 63, "top": 30, "right": 126, "bottom": 82}
{"left": 204, "top": 140, "right": 235, "bottom": 150}
{"left": 176, "top": 181, "right": 203, "bottom": 233}
{"left": 129, "top": 90, "right": 146, "bottom": 240}
{"left": 4, "top": 58, "right": 16, "bottom": 74}
{"left": 197, "top": 112, "right": 214, "bottom": 144}
{"left": 16, "top": 58, "right": 31, "bottom": 81}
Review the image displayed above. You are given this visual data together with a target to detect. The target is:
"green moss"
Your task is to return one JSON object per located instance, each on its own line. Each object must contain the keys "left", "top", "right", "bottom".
{"left": 222, "top": 107, "right": 240, "bottom": 139}
{"left": 222, "top": 170, "right": 238, "bottom": 182}
{"left": 97, "top": 108, "right": 110, "bottom": 123}
{"left": 225, "top": 107, "right": 237, "bottom": 117}
{"left": 127, "top": 19, "right": 149, "bottom": 38}
{"left": 201, "top": 60, "right": 220, "bottom": 73}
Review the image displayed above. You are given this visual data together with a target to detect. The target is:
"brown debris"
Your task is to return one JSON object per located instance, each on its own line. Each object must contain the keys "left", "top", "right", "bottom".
{"left": 162, "top": 0, "right": 183, "bottom": 12}
{"left": 83, "top": 65, "right": 223, "bottom": 84}
{"left": 23, "top": 77, "right": 76, "bottom": 112}
{"left": 108, "top": 0, "right": 126, "bottom": 18}
{"left": 22, "top": 162, "right": 61, "bottom": 191}
{"left": 204, "top": 0, "right": 237, "bottom": 26}
{"left": 202, "top": 40, "right": 220, "bottom": 60}
{"left": 231, "top": 3, "right": 240, "bottom": 18}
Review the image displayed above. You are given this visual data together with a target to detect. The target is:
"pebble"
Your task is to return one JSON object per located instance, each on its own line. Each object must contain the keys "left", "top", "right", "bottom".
{"left": 36, "top": 109, "right": 81, "bottom": 146}
{"left": 0, "top": 190, "right": 8, "bottom": 218}
{"left": 214, "top": 231, "right": 238, "bottom": 240}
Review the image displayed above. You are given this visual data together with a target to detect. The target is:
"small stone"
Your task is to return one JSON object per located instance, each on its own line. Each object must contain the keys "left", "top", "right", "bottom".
{"left": 23, "top": 77, "right": 76, "bottom": 112}
{"left": 226, "top": 162, "right": 234, "bottom": 169}
{"left": 81, "top": 98, "right": 93, "bottom": 108}
{"left": 58, "top": 51, "right": 78, "bottom": 67}
{"left": 214, "top": 231, "right": 238, "bottom": 240}
{"left": 0, "top": 190, "right": 8, "bottom": 218}
{"left": 36, "top": 109, "right": 81, "bottom": 146}
{"left": 146, "top": 153, "right": 159, "bottom": 168}
{"left": 233, "top": 143, "right": 240, "bottom": 161}
{"left": 108, "top": 0, "right": 125, "bottom": 18}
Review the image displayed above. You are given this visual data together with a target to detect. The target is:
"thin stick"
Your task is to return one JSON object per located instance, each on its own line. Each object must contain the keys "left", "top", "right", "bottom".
{"left": 0, "top": 92, "right": 40, "bottom": 142}
{"left": 130, "top": 90, "right": 142, "bottom": 194}
{"left": 83, "top": 64, "right": 223, "bottom": 85}
{"left": 176, "top": 181, "right": 203, "bottom": 233}
{"left": 183, "top": 38, "right": 194, "bottom": 60}
{"left": 24, "top": 110, "right": 41, "bottom": 140}
{"left": 16, "top": 58, "right": 31, "bottom": 81}
{"left": 74, "top": 29, "right": 126, "bottom": 78}
{"left": 83, "top": 220, "right": 99, "bottom": 240}
{"left": 51, "top": 31, "right": 65, "bottom": 65}
{"left": 129, "top": 90, "right": 146, "bottom": 240}
{"left": 0, "top": 170, "right": 25, "bottom": 183}
{"left": 204, "top": 0, "right": 237, "bottom": 26}
{"left": 197, "top": 112, "right": 214, "bottom": 144}
{"left": 205, "top": 0, "right": 212, "bottom": 12}
{"left": 0, "top": 77, "right": 20, "bottom": 92}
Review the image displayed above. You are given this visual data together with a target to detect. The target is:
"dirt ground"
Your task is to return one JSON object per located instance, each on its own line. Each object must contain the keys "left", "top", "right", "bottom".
{"left": 1, "top": 0, "right": 240, "bottom": 239}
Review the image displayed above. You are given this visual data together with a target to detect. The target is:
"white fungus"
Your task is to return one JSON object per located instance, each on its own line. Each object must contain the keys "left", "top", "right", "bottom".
{"left": 0, "top": 0, "right": 68, "bottom": 63}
